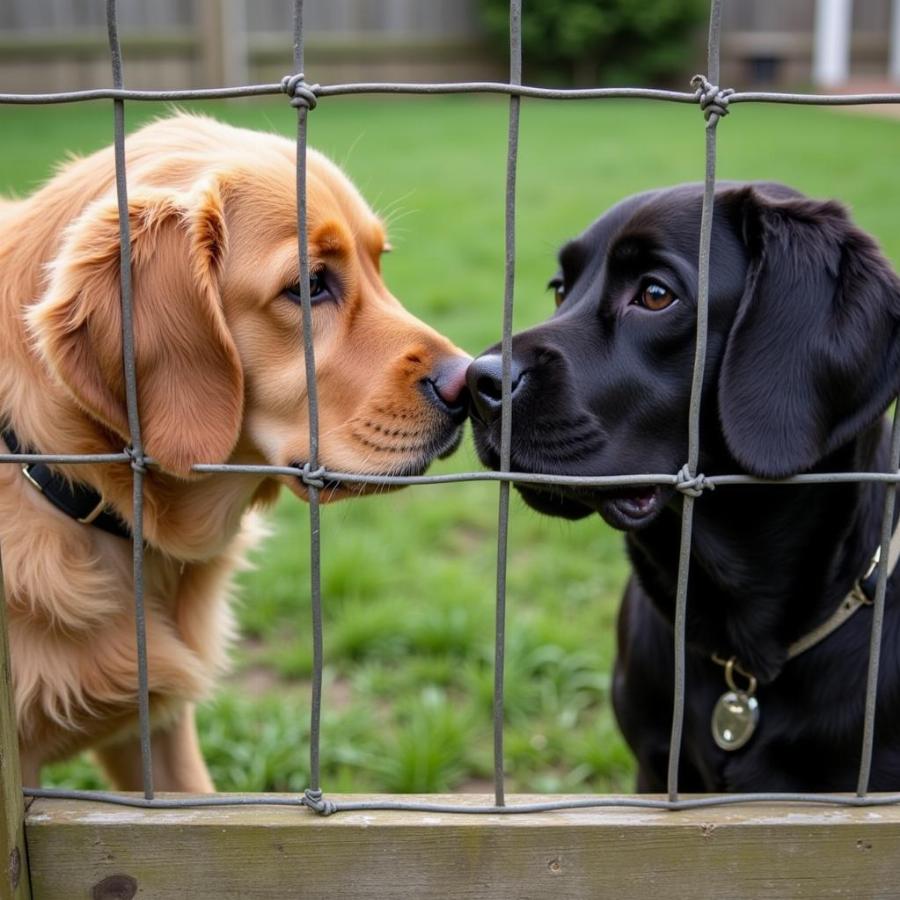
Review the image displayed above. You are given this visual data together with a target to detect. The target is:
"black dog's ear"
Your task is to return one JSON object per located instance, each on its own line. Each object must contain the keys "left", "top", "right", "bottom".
{"left": 718, "top": 187, "right": 900, "bottom": 479}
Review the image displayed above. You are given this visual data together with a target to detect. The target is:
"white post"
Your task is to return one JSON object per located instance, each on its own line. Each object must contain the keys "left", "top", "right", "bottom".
{"left": 813, "top": 0, "right": 853, "bottom": 88}
{"left": 890, "top": 0, "right": 900, "bottom": 83}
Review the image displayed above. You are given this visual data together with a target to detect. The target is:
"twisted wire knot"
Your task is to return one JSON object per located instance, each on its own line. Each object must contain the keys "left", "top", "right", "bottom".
{"left": 281, "top": 74, "right": 319, "bottom": 109}
{"left": 691, "top": 74, "right": 734, "bottom": 124}
{"left": 304, "top": 788, "right": 336, "bottom": 816}
{"left": 675, "top": 464, "right": 714, "bottom": 498}
{"left": 300, "top": 462, "right": 327, "bottom": 489}
{"left": 124, "top": 446, "right": 147, "bottom": 475}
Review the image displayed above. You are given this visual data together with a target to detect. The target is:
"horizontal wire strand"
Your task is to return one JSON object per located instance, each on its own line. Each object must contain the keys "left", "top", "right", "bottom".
{"left": 1, "top": 84, "right": 899, "bottom": 106}
{"left": 22, "top": 785, "right": 900, "bottom": 814}
{"left": 7, "top": 457, "right": 900, "bottom": 488}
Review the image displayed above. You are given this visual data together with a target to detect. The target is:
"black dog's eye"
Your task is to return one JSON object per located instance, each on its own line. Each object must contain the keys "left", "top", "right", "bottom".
{"left": 548, "top": 275, "right": 566, "bottom": 308}
{"left": 284, "top": 269, "right": 331, "bottom": 305}
{"left": 634, "top": 281, "right": 677, "bottom": 312}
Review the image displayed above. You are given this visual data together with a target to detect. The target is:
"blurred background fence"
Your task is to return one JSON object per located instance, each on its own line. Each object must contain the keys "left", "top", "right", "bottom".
{"left": 0, "top": 0, "right": 498, "bottom": 91}
{"left": 1, "top": 0, "right": 899, "bottom": 93}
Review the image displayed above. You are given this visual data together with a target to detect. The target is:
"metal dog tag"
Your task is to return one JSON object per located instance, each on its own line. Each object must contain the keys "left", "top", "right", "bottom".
{"left": 711, "top": 690, "right": 759, "bottom": 751}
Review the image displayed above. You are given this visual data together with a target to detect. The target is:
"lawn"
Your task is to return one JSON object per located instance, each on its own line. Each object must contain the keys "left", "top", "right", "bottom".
{"left": 2, "top": 95, "right": 899, "bottom": 793}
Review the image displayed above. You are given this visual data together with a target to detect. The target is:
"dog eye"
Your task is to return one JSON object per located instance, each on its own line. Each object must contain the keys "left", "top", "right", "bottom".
{"left": 284, "top": 270, "right": 331, "bottom": 305}
{"left": 548, "top": 276, "right": 566, "bottom": 308}
{"left": 635, "top": 282, "right": 677, "bottom": 312}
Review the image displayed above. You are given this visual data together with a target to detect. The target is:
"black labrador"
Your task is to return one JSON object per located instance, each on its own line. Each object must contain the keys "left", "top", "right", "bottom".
{"left": 467, "top": 183, "right": 900, "bottom": 791}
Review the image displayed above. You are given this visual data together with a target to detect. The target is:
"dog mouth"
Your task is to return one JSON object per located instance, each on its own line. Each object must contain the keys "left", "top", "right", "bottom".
{"left": 472, "top": 434, "right": 596, "bottom": 521}
{"left": 515, "top": 483, "right": 596, "bottom": 520}
{"left": 515, "top": 482, "right": 665, "bottom": 529}
{"left": 435, "top": 421, "right": 465, "bottom": 460}
{"left": 471, "top": 418, "right": 667, "bottom": 530}
{"left": 597, "top": 487, "right": 664, "bottom": 530}
{"left": 288, "top": 421, "right": 465, "bottom": 503}
{"left": 286, "top": 465, "right": 348, "bottom": 502}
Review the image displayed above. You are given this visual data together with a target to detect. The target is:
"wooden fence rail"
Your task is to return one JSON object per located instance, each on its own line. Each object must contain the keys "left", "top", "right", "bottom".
{"left": 2, "top": 0, "right": 900, "bottom": 895}
{"left": 19, "top": 793, "right": 900, "bottom": 899}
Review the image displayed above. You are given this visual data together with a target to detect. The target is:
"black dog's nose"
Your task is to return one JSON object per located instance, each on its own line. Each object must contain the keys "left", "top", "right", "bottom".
{"left": 466, "top": 353, "right": 526, "bottom": 422}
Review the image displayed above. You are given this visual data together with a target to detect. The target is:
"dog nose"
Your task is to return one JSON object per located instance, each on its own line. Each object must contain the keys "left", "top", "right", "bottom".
{"left": 466, "top": 353, "right": 526, "bottom": 422}
{"left": 424, "top": 355, "right": 472, "bottom": 421}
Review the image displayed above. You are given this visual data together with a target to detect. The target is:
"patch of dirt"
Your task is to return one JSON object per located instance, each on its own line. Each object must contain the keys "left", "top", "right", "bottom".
{"left": 231, "top": 665, "right": 284, "bottom": 697}
{"left": 227, "top": 668, "right": 357, "bottom": 711}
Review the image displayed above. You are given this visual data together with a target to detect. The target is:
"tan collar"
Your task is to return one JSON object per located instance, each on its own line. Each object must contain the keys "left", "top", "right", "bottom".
{"left": 715, "top": 519, "right": 900, "bottom": 681}
{"left": 788, "top": 521, "right": 900, "bottom": 661}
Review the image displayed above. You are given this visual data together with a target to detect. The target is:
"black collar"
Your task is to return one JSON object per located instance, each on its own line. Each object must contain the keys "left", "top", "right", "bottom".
{"left": 2, "top": 426, "right": 131, "bottom": 540}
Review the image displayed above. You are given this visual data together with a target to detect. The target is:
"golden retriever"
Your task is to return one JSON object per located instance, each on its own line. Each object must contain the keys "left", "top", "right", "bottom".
{"left": 0, "top": 114, "right": 469, "bottom": 791}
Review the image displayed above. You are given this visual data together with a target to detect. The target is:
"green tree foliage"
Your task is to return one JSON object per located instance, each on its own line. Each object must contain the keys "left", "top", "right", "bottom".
{"left": 479, "top": 0, "right": 708, "bottom": 86}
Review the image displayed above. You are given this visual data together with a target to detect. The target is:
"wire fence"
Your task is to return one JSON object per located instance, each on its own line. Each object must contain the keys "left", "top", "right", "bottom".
{"left": 4, "top": 0, "right": 900, "bottom": 817}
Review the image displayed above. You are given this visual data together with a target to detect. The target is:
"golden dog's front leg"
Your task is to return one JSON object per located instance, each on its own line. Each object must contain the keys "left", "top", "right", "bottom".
{"left": 94, "top": 703, "right": 214, "bottom": 793}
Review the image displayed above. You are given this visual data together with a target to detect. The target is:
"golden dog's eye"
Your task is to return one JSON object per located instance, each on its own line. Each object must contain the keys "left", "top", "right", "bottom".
{"left": 548, "top": 276, "right": 566, "bottom": 308}
{"left": 284, "top": 269, "right": 331, "bottom": 305}
{"left": 635, "top": 282, "right": 677, "bottom": 312}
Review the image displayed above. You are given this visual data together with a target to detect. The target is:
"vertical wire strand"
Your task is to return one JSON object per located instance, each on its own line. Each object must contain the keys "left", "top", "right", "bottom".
{"left": 291, "top": 0, "right": 324, "bottom": 794}
{"left": 492, "top": 0, "right": 522, "bottom": 809}
{"left": 666, "top": 0, "right": 724, "bottom": 803}
{"left": 856, "top": 402, "right": 900, "bottom": 795}
{"left": 106, "top": 0, "right": 153, "bottom": 800}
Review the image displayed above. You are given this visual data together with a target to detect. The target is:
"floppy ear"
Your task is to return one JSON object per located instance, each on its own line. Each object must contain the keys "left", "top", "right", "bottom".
{"left": 717, "top": 187, "right": 900, "bottom": 478}
{"left": 28, "top": 181, "right": 243, "bottom": 476}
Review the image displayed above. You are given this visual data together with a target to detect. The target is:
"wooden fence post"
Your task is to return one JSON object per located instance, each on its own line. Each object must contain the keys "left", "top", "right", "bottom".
{"left": 196, "top": 0, "right": 248, "bottom": 88}
{"left": 0, "top": 557, "right": 31, "bottom": 900}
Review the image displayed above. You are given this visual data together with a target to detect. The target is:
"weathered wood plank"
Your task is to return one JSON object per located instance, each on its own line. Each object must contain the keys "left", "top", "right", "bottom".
{"left": 0, "top": 558, "right": 31, "bottom": 900}
{"left": 25, "top": 793, "right": 900, "bottom": 899}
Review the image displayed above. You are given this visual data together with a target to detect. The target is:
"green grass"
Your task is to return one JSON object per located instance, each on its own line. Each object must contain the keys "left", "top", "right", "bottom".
{"left": 4, "top": 96, "right": 898, "bottom": 794}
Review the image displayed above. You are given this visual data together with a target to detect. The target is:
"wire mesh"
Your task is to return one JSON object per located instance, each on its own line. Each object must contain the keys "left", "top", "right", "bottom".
{"left": 490, "top": 0, "right": 523, "bottom": 811}
{"left": 287, "top": 0, "right": 328, "bottom": 813}
{"left": 0, "top": 0, "right": 899, "bottom": 816}
{"left": 105, "top": 0, "right": 154, "bottom": 801}
{"left": 665, "top": 0, "right": 725, "bottom": 804}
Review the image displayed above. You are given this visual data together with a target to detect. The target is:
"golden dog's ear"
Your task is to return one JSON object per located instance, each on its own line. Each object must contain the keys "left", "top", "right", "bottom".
{"left": 28, "top": 182, "right": 243, "bottom": 476}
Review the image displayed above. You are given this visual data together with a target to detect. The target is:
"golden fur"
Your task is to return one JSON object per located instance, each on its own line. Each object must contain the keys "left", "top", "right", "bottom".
{"left": 0, "top": 114, "right": 468, "bottom": 791}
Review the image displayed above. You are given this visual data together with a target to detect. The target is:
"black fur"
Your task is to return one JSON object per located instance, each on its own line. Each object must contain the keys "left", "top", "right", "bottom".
{"left": 467, "top": 183, "right": 900, "bottom": 791}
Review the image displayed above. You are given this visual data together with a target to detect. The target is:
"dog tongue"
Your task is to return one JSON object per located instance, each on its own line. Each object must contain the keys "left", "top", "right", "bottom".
{"left": 624, "top": 490, "right": 655, "bottom": 512}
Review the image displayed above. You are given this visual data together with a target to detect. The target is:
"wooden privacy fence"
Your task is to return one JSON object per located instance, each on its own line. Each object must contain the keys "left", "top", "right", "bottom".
{"left": 3, "top": 0, "right": 900, "bottom": 897}
{"left": 0, "top": 0, "right": 493, "bottom": 92}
